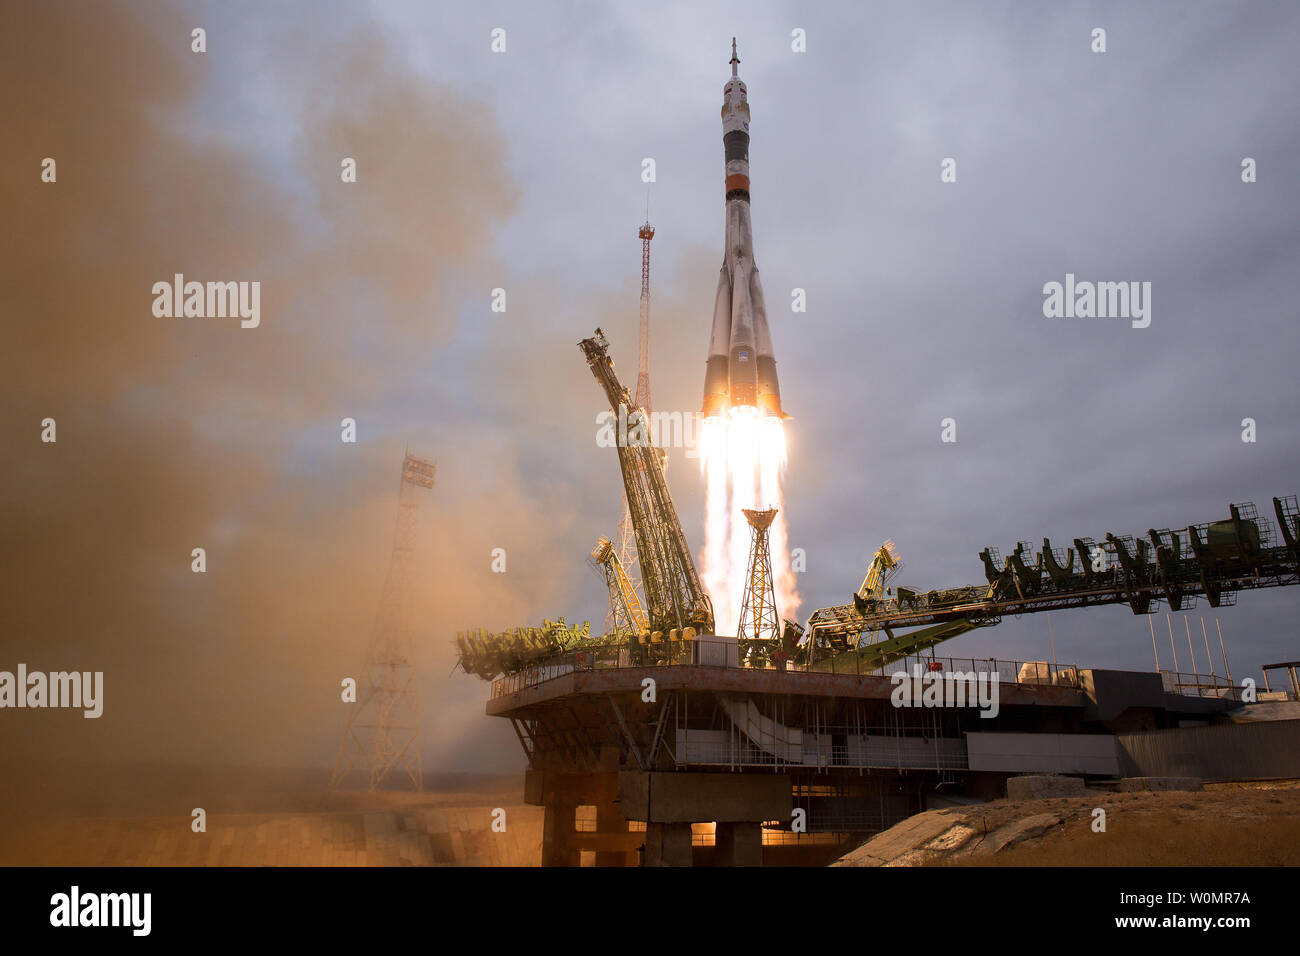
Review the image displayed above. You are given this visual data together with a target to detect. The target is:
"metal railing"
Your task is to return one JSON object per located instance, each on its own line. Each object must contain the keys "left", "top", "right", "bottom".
{"left": 677, "top": 723, "right": 972, "bottom": 771}
{"left": 490, "top": 638, "right": 739, "bottom": 698}
{"left": 1159, "top": 669, "right": 1244, "bottom": 700}
{"left": 489, "top": 639, "right": 1082, "bottom": 699}
{"left": 490, "top": 656, "right": 578, "bottom": 698}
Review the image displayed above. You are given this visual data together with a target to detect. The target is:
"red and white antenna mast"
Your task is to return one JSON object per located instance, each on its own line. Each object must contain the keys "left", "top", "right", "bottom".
{"left": 610, "top": 204, "right": 656, "bottom": 631}
{"left": 635, "top": 203, "right": 654, "bottom": 412}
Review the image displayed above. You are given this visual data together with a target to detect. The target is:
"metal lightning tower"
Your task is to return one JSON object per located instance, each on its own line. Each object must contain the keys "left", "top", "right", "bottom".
{"left": 331, "top": 452, "right": 436, "bottom": 791}
{"left": 736, "top": 507, "right": 780, "bottom": 643}
{"left": 609, "top": 213, "right": 656, "bottom": 631}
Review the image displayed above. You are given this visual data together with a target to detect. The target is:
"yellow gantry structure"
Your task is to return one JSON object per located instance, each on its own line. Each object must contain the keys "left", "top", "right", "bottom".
{"left": 591, "top": 536, "right": 648, "bottom": 635}
{"left": 579, "top": 330, "right": 714, "bottom": 636}
{"left": 858, "top": 539, "right": 901, "bottom": 603}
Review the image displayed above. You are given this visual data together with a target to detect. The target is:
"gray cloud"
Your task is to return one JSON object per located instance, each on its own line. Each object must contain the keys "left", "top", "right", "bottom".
{"left": 2, "top": 1, "right": 1297, "bottom": 798}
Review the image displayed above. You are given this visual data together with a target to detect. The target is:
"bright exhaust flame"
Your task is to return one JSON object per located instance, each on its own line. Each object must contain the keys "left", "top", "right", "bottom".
{"left": 699, "top": 407, "right": 800, "bottom": 636}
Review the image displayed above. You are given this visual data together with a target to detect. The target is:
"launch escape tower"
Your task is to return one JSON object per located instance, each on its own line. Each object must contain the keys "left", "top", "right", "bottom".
{"left": 610, "top": 216, "right": 657, "bottom": 631}
{"left": 331, "top": 452, "right": 435, "bottom": 791}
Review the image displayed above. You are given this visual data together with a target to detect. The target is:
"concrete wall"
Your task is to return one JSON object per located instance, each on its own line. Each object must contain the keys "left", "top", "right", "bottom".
{"left": 965, "top": 732, "right": 1120, "bottom": 775}
{"left": 1079, "top": 669, "right": 1166, "bottom": 722}
{"left": 618, "top": 771, "right": 791, "bottom": 823}
{"left": 1115, "top": 719, "right": 1300, "bottom": 780}
{"left": 678, "top": 728, "right": 966, "bottom": 769}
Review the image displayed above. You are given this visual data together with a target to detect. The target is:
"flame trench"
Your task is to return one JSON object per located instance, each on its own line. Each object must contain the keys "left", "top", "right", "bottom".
{"left": 699, "top": 409, "right": 800, "bottom": 636}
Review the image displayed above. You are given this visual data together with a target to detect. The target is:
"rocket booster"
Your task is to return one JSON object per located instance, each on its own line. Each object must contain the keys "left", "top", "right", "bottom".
{"left": 701, "top": 39, "right": 788, "bottom": 421}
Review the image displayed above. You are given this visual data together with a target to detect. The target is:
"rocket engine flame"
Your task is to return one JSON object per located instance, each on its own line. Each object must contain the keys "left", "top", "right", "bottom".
{"left": 699, "top": 408, "right": 799, "bottom": 636}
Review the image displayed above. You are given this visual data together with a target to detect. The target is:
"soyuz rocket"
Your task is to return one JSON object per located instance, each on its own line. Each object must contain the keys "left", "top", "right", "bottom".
{"left": 701, "top": 39, "right": 789, "bottom": 422}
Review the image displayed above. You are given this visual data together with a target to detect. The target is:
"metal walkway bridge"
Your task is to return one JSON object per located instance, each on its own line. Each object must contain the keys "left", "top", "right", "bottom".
{"left": 804, "top": 496, "right": 1300, "bottom": 666}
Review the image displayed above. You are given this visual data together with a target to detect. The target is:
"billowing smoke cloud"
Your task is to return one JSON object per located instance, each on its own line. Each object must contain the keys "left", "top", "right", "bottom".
{"left": 0, "top": 1, "right": 560, "bottom": 807}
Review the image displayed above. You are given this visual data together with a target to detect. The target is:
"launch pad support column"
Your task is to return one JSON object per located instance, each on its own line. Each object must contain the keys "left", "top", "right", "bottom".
{"left": 620, "top": 770, "right": 791, "bottom": 866}
{"left": 595, "top": 802, "right": 633, "bottom": 867}
{"left": 542, "top": 800, "right": 580, "bottom": 867}
{"left": 715, "top": 821, "right": 763, "bottom": 866}
{"left": 644, "top": 823, "right": 694, "bottom": 867}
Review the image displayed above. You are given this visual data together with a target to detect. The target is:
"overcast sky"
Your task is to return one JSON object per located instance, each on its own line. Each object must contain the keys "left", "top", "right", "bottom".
{"left": 3, "top": 0, "right": 1298, "bottom": 779}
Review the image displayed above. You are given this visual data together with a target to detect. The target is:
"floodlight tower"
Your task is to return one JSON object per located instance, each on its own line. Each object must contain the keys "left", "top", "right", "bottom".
{"left": 331, "top": 452, "right": 435, "bottom": 791}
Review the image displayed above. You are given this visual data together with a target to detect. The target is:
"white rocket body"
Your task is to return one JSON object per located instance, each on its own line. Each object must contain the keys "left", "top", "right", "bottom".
{"left": 701, "top": 41, "right": 787, "bottom": 421}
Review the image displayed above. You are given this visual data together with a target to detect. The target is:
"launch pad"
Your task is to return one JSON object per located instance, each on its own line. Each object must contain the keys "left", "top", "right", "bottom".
{"left": 451, "top": 44, "right": 1300, "bottom": 867}
{"left": 489, "top": 642, "right": 1289, "bottom": 866}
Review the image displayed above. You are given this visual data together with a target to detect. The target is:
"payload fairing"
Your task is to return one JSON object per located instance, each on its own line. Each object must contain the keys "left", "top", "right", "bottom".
{"left": 701, "top": 39, "right": 788, "bottom": 421}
